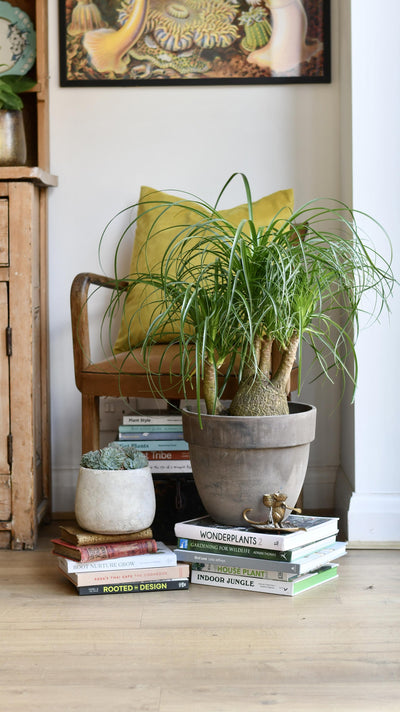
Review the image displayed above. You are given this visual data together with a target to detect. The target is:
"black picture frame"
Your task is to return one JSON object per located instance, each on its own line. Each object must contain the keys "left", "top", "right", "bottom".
{"left": 59, "top": 0, "right": 331, "bottom": 87}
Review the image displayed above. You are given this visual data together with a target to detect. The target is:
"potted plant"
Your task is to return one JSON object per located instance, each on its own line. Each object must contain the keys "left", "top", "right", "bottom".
{"left": 0, "top": 74, "right": 35, "bottom": 166}
{"left": 98, "top": 174, "right": 394, "bottom": 526}
{"left": 75, "top": 445, "right": 156, "bottom": 535}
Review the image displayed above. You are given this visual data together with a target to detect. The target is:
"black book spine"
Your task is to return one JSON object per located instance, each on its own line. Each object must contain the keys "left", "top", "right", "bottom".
{"left": 76, "top": 578, "right": 189, "bottom": 596}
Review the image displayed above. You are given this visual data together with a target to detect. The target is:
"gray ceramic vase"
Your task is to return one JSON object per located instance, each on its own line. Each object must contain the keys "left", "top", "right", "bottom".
{"left": 182, "top": 402, "right": 316, "bottom": 527}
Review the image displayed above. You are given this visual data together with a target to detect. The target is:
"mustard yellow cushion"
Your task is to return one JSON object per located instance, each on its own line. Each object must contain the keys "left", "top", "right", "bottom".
{"left": 114, "top": 186, "right": 294, "bottom": 352}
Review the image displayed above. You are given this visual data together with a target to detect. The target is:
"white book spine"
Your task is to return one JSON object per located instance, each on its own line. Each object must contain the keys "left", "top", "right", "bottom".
{"left": 123, "top": 415, "right": 182, "bottom": 425}
{"left": 190, "top": 566, "right": 338, "bottom": 596}
{"left": 149, "top": 461, "right": 192, "bottom": 474}
{"left": 57, "top": 543, "right": 176, "bottom": 573}
{"left": 192, "top": 564, "right": 295, "bottom": 582}
{"left": 175, "top": 515, "right": 339, "bottom": 552}
{"left": 61, "top": 563, "right": 190, "bottom": 587}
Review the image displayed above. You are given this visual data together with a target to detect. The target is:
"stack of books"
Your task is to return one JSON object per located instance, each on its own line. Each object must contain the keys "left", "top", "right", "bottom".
{"left": 114, "top": 409, "right": 192, "bottom": 475}
{"left": 52, "top": 521, "right": 190, "bottom": 596}
{"left": 174, "top": 514, "right": 346, "bottom": 596}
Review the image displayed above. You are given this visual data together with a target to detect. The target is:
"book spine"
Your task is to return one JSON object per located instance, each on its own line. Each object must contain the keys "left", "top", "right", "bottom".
{"left": 118, "top": 432, "right": 185, "bottom": 441}
{"left": 76, "top": 578, "right": 189, "bottom": 596}
{"left": 175, "top": 540, "right": 346, "bottom": 575}
{"left": 119, "top": 424, "right": 183, "bottom": 433}
{"left": 149, "top": 461, "right": 192, "bottom": 474}
{"left": 63, "top": 564, "right": 190, "bottom": 587}
{"left": 59, "top": 526, "right": 153, "bottom": 547}
{"left": 57, "top": 550, "right": 177, "bottom": 573}
{"left": 176, "top": 538, "right": 291, "bottom": 561}
{"left": 78, "top": 538, "right": 157, "bottom": 563}
{"left": 191, "top": 562, "right": 294, "bottom": 582}
{"left": 114, "top": 440, "right": 189, "bottom": 451}
{"left": 175, "top": 548, "right": 299, "bottom": 573}
{"left": 190, "top": 567, "right": 338, "bottom": 595}
{"left": 123, "top": 415, "right": 183, "bottom": 425}
{"left": 145, "top": 451, "right": 190, "bottom": 461}
{"left": 174, "top": 520, "right": 338, "bottom": 552}
{"left": 190, "top": 569, "right": 293, "bottom": 594}
{"left": 175, "top": 522, "right": 283, "bottom": 550}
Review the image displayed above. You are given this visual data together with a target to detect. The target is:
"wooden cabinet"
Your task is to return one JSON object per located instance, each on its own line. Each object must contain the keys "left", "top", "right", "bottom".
{"left": 0, "top": 2, "right": 57, "bottom": 548}
{"left": 12, "top": 0, "right": 50, "bottom": 171}
{"left": 0, "top": 170, "right": 56, "bottom": 549}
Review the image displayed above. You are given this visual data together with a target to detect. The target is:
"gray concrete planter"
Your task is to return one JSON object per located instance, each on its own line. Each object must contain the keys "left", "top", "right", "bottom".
{"left": 75, "top": 466, "right": 156, "bottom": 535}
{"left": 182, "top": 402, "right": 316, "bottom": 527}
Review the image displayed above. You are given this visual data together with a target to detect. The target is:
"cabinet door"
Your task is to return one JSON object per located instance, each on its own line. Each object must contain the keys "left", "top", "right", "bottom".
{"left": 0, "top": 199, "right": 8, "bottom": 265}
{"left": 0, "top": 281, "right": 11, "bottom": 527}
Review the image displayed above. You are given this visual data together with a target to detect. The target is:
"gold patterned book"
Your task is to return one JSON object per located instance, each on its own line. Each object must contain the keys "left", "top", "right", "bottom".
{"left": 58, "top": 521, "right": 153, "bottom": 546}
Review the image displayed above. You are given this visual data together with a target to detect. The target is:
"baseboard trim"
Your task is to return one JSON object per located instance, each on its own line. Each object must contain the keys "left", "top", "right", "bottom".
{"left": 347, "top": 541, "right": 400, "bottom": 550}
{"left": 347, "top": 492, "right": 400, "bottom": 543}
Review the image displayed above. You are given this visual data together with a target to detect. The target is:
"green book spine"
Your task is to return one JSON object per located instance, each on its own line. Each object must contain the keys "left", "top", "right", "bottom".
{"left": 119, "top": 424, "right": 183, "bottom": 433}
{"left": 111, "top": 440, "right": 189, "bottom": 451}
{"left": 292, "top": 565, "right": 338, "bottom": 594}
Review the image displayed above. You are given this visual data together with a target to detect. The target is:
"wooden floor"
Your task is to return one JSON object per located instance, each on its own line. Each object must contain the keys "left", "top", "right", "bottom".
{"left": 0, "top": 523, "right": 399, "bottom": 712}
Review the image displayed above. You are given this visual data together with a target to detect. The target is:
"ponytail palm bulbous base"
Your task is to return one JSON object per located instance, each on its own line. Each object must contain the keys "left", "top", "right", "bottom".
{"left": 229, "top": 373, "right": 289, "bottom": 417}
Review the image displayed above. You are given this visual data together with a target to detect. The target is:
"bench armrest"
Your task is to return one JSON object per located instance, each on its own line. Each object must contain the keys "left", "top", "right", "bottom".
{"left": 70, "top": 272, "right": 128, "bottom": 387}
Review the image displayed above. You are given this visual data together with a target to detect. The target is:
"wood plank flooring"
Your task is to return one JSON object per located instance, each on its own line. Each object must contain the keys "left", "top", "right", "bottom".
{"left": 0, "top": 523, "right": 399, "bottom": 711}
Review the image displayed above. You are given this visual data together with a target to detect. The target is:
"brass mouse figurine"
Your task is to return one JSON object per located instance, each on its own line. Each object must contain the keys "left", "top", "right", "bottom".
{"left": 243, "top": 492, "right": 302, "bottom": 529}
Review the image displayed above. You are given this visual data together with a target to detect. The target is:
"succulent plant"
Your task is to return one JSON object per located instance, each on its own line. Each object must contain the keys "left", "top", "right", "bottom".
{"left": 80, "top": 445, "right": 148, "bottom": 470}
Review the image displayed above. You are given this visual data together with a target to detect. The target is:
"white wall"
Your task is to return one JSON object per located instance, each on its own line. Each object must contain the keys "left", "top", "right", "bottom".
{"left": 340, "top": 0, "right": 400, "bottom": 542}
{"left": 47, "top": 2, "right": 345, "bottom": 512}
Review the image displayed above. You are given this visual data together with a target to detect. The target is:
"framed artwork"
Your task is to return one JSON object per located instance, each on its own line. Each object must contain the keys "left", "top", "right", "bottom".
{"left": 59, "top": 0, "right": 331, "bottom": 87}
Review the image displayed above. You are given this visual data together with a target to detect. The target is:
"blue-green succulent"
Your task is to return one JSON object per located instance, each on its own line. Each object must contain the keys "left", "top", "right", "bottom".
{"left": 80, "top": 445, "right": 148, "bottom": 470}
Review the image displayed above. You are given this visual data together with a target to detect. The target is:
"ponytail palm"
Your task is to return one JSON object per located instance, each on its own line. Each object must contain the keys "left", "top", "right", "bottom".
{"left": 103, "top": 173, "right": 394, "bottom": 417}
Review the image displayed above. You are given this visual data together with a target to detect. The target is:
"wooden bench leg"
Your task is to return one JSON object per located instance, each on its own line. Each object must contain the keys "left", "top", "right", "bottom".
{"left": 81, "top": 395, "right": 100, "bottom": 454}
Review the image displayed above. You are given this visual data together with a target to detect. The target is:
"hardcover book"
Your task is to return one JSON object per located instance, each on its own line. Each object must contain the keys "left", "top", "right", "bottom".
{"left": 148, "top": 461, "right": 192, "bottom": 474}
{"left": 122, "top": 411, "right": 183, "bottom": 425}
{"left": 112, "top": 440, "right": 189, "bottom": 452}
{"left": 175, "top": 540, "right": 346, "bottom": 576}
{"left": 190, "top": 564, "right": 339, "bottom": 596}
{"left": 59, "top": 562, "right": 190, "bottom": 587}
{"left": 52, "top": 537, "right": 157, "bottom": 562}
{"left": 145, "top": 451, "right": 190, "bottom": 460}
{"left": 58, "top": 521, "right": 153, "bottom": 547}
{"left": 57, "top": 541, "right": 176, "bottom": 573}
{"left": 119, "top": 424, "right": 183, "bottom": 433}
{"left": 174, "top": 515, "right": 339, "bottom": 552}
{"left": 191, "top": 562, "right": 296, "bottom": 582}
{"left": 176, "top": 534, "right": 339, "bottom": 561}
{"left": 75, "top": 578, "right": 189, "bottom": 596}
{"left": 118, "top": 431, "right": 185, "bottom": 441}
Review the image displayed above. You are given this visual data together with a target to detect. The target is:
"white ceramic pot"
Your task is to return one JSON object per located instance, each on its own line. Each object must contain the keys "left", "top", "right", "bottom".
{"left": 75, "top": 466, "right": 156, "bottom": 535}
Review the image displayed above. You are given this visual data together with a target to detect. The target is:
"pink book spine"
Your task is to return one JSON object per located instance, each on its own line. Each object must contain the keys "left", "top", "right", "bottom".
{"left": 80, "top": 539, "right": 157, "bottom": 562}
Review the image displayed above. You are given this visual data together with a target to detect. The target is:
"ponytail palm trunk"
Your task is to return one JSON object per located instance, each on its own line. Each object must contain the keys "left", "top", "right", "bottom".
{"left": 102, "top": 174, "right": 394, "bottom": 418}
{"left": 229, "top": 333, "right": 299, "bottom": 416}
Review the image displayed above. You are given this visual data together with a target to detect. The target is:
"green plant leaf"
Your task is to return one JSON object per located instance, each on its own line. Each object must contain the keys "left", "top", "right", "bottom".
{"left": 0, "top": 75, "right": 35, "bottom": 110}
{"left": 98, "top": 175, "right": 395, "bottom": 416}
